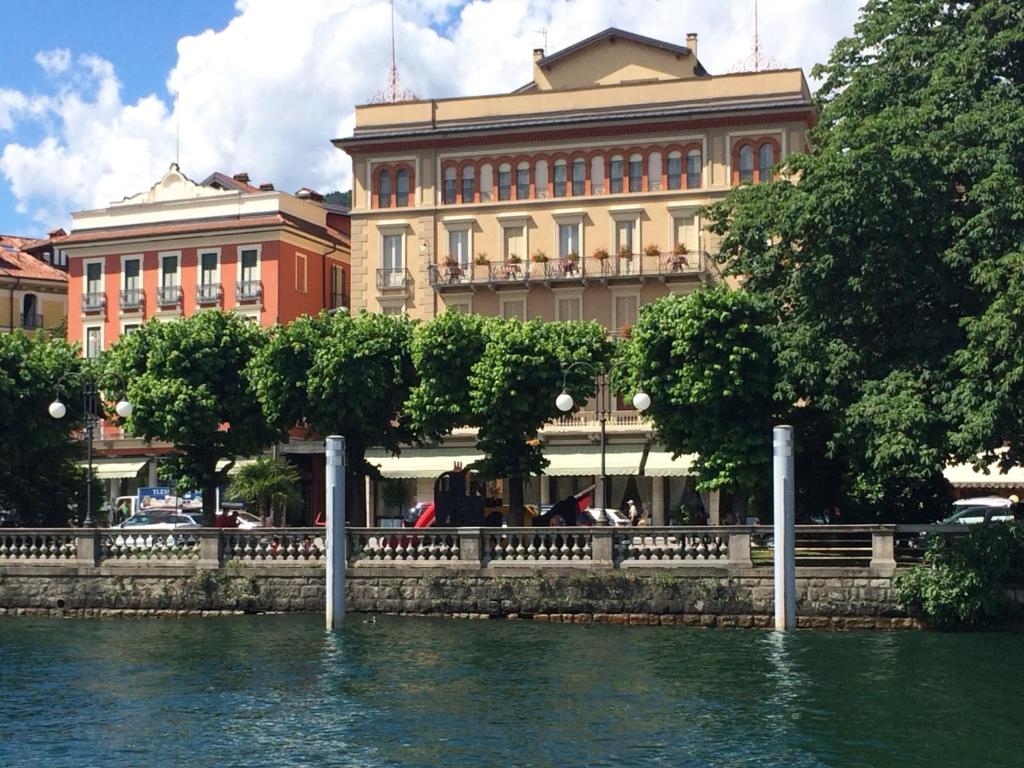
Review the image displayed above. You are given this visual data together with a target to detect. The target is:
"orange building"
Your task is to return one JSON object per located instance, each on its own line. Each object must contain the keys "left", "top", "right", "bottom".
{"left": 56, "top": 164, "right": 350, "bottom": 520}
{"left": 0, "top": 234, "right": 67, "bottom": 334}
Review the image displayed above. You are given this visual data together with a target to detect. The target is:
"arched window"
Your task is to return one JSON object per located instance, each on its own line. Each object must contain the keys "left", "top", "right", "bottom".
{"left": 377, "top": 169, "right": 392, "bottom": 208}
{"left": 516, "top": 161, "right": 530, "bottom": 199}
{"left": 498, "top": 163, "right": 512, "bottom": 201}
{"left": 553, "top": 159, "right": 567, "bottom": 198}
{"left": 534, "top": 159, "right": 549, "bottom": 198}
{"left": 395, "top": 168, "right": 410, "bottom": 207}
{"left": 443, "top": 167, "right": 457, "bottom": 204}
{"left": 591, "top": 156, "right": 605, "bottom": 194}
{"left": 461, "top": 166, "right": 476, "bottom": 203}
{"left": 738, "top": 145, "right": 754, "bottom": 184}
{"left": 21, "top": 294, "right": 38, "bottom": 329}
{"left": 571, "top": 158, "right": 586, "bottom": 196}
{"left": 666, "top": 151, "right": 682, "bottom": 190}
{"left": 479, "top": 164, "right": 494, "bottom": 202}
{"left": 758, "top": 143, "right": 775, "bottom": 182}
{"left": 609, "top": 155, "right": 624, "bottom": 193}
{"left": 686, "top": 149, "right": 702, "bottom": 189}
{"left": 628, "top": 153, "right": 643, "bottom": 192}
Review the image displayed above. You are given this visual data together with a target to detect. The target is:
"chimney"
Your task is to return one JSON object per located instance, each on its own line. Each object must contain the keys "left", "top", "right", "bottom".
{"left": 232, "top": 172, "right": 250, "bottom": 183}
{"left": 47, "top": 228, "right": 67, "bottom": 239}
{"left": 259, "top": 183, "right": 275, "bottom": 191}
{"left": 686, "top": 32, "right": 698, "bottom": 59}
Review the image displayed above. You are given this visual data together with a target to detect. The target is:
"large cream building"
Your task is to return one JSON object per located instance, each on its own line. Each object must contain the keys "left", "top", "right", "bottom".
{"left": 336, "top": 28, "right": 814, "bottom": 524}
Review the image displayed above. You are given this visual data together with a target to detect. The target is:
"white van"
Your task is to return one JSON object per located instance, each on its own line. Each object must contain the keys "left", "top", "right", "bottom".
{"left": 941, "top": 497, "right": 1014, "bottom": 525}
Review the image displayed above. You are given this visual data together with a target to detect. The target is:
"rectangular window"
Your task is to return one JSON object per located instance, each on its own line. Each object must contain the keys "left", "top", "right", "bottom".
{"left": 240, "top": 248, "right": 259, "bottom": 283}
{"left": 558, "top": 223, "right": 580, "bottom": 259}
{"left": 502, "top": 225, "right": 525, "bottom": 263}
{"left": 382, "top": 234, "right": 404, "bottom": 271}
{"left": 501, "top": 299, "right": 525, "bottom": 320}
{"left": 443, "top": 177, "right": 457, "bottom": 205}
{"left": 86, "top": 262, "right": 102, "bottom": 293}
{"left": 572, "top": 160, "right": 585, "bottom": 196}
{"left": 295, "top": 253, "right": 308, "bottom": 293}
{"left": 498, "top": 169, "right": 512, "bottom": 201}
{"left": 123, "top": 258, "right": 140, "bottom": 290}
{"left": 160, "top": 254, "right": 179, "bottom": 287}
{"left": 553, "top": 163, "right": 567, "bottom": 198}
{"left": 628, "top": 159, "right": 643, "bottom": 192}
{"left": 556, "top": 296, "right": 582, "bottom": 322}
{"left": 516, "top": 167, "right": 529, "bottom": 200}
{"left": 448, "top": 229, "right": 470, "bottom": 267}
{"left": 674, "top": 215, "right": 699, "bottom": 253}
{"left": 614, "top": 294, "right": 639, "bottom": 333}
{"left": 610, "top": 159, "right": 624, "bottom": 194}
{"left": 330, "top": 265, "right": 346, "bottom": 309}
{"left": 686, "top": 152, "right": 702, "bottom": 189}
{"left": 381, "top": 304, "right": 403, "bottom": 316}
{"left": 615, "top": 220, "right": 635, "bottom": 255}
{"left": 123, "top": 324, "right": 140, "bottom": 336}
{"left": 85, "top": 327, "right": 102, "bottom": 358}
{"left": 200, "top": 252, "right": 218, "bottom": 286}
{"left": 461, "top": 174, "right": 475, "bottom": 203}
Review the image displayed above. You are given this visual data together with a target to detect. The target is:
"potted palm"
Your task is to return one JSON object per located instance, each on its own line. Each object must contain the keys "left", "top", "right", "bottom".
{"left": 532, "top": 249, "right": 548, "bottom": 263}
{"left": 228, "top": 457, "right": 302, "bottom": 527}
{"left": 643, "top": 243, "right": 662, "bottom": 257}
{"left": 593, "top": 247, "right": 610, "bottom": 261}
{"left": 474, "top": 252, "right": 490, "bottom": 265}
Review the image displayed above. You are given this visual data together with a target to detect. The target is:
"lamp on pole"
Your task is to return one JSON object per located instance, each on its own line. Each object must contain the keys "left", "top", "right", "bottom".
{"left": 555, "top": 362, "right": 650, "bottom": 511}
{"left": 48, "top": 372, "right": 132, "bottom": 527}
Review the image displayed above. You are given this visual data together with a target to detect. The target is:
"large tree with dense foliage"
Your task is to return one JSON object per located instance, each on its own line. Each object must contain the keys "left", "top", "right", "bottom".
{"left": 614, "top": 289, "right": 778, "bottom": 502}
{"left": 248, "top": 311, "right": 418, "bottom": 522}
{"left": 408, "top": 313, "right": 611, "bottom": 522}
{"left": 703, "top": 0, "right": 1024, "bottom": 520}
{"left": 0, "top": 331, "right": 92, "bottom": 525}
{"left": 103, "top": 311, "right": 282, "bottom": 525}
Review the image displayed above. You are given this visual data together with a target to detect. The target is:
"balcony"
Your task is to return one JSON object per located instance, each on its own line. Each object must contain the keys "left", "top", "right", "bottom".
{"left": 236, "top": 280, "right": 263, "bottom": 302}
{"left": 427, "top": 251, "right": 707, "bottom": 291}
{"left": 376, "top": 268, "right": 411, "bottom": 290}
{"left": 196, "top": 283, "right": 222, "bottom": 305}
{"left": 82, "top": 292, "right": 105, "bottom": 312}
{"left": 156, "top": 285, "right": 182, "bottom": 309}
{"left": 119, "top": 288, "right": 144, "bottom": 311}
{"left": 21, "top": 313, "right": 43, "bottom": 330}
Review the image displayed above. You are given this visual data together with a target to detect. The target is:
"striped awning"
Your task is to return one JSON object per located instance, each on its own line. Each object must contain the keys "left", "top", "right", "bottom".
{"left": 366, "top": 448, "right": 483, "bottom": 478}
{"left": 943, "top": 461, "right": 1024, "bottom": 489}
{"left": 641, "top": 451, "right": 697, "bottom": 477}
{"left": 542, "top": 445, "right": 642, "bottom": 476}
{"left": 81, "top": 459, "right": 148, "bottom": 480}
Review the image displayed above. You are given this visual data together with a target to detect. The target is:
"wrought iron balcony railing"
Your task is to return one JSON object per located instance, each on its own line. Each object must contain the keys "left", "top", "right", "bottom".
{"left": 235, "top": 280, "right": 263, "bottom": 302}
{"left": 156, "top": 285, "right": 182, "bottom": 308}
{"left": 21, "top": 313, "right": 44, "bottom": 329}
{"left": 195, "top": 284, "right": 222, "bottom": 304}
{"left": 376, "top": 268, "right": 410, "bottom": 290}
{"left": 119, "top": 289, "right": 144, "bottom": 311}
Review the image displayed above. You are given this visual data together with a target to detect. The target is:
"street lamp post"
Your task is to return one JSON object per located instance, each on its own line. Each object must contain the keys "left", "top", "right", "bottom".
{"left": 48, "top": 374, "right": 132, "bottom": 527}
{"left": 555, "top": 363, "right": 650, "bottom": 510}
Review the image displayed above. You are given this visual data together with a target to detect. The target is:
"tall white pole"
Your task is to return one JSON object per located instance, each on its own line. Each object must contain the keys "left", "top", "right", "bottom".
{"left": 326, "top": 435, "right": 346, "bottom": 630}
{"left": 773, "top": 425, "right": 796, "bottom": 630}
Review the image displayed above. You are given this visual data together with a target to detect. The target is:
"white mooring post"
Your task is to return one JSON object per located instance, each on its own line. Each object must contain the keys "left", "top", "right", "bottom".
{"left": 326, "top": 435, "right": 346, "bottom": 630}
{"left": 773, "top": 425, "right": 796, "bottom": 631}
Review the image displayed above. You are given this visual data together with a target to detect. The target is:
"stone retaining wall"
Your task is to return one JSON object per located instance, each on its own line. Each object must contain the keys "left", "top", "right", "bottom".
{"left": 0, "top": 562, "right": 913, "bottom": 627}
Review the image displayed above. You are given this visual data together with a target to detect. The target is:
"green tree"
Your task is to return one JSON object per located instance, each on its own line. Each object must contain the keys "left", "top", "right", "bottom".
{"left": 0, "top": 331, "right": 92, "bottom": 525}
{"left": 408, "top": 313, "right": 611, "bottom": 523}
{"left": 703, "top": 0, "right": 1024, "bottom": 519}
{"left": 248, "top": 311, "right": 417, "bottom": 523}
{"left": 614, "top": 289, "right": 778, "bottom": 501}
{"left": 227, "top": 456, "right": 302, "bottom": 526}
{"left": 103, "top": 311, "right": 282, "bottom": 526}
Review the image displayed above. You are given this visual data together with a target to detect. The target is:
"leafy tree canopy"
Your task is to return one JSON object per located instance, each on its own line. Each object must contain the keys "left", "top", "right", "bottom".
{"left": 0, "top": 331, "right": 92, "bottom": 524}
{"left": 614, "top": 289, "right": 777, "bottom": 496}
{"left": 703, "top": 0, "right": 1024, "bottom": 519}
{"left": 103, "top": 311, "right": 282, "bottom": 524}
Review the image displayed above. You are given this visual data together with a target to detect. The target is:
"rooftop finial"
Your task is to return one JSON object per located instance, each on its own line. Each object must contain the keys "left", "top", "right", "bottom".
{"left": 732, "top": 0, "right": 781, "bottom": 73}
{"left": 372, "top": 0, "right": 418, "bottom": 103}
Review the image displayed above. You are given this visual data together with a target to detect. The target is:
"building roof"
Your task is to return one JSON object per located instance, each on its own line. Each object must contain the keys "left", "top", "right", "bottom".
{"left": 0, "top": 235, "right": 68, "bottom": 283}
{"left": 55, "top": 212, "right": 349, "bottom": 248}
{"left": 200, "top": 171, "right": 264, "bottom": 194}
{"left": 537, "top": 27, "right": 694, "bottom": 69}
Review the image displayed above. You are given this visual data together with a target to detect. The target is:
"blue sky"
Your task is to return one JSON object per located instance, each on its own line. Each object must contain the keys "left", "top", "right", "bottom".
{"left": 0, "top": 0, "right": 864, "bottom": 237}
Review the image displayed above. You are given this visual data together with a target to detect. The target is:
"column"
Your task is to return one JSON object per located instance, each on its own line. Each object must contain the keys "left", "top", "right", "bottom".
{"left": 148, "top": 457, "right": 158, "bottom": 486}
{"left": 651, "top": 476, "right": 666, "bottom": 526}
{"left": 539, "top": 475, "right": 550, "bottom": 505}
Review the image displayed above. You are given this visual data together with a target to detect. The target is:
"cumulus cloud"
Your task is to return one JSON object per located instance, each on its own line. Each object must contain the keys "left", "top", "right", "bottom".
{"left": 0, "top": 0, "right": 864, "bottom": 231}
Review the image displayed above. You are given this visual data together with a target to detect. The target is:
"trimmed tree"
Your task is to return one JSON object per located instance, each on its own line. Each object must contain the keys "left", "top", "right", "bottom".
{"left": 248, "top": 311, "right": 418, "bottom": 523}
{"left": 408, "top": 313, "right": 611, "bottom": 523}
{"left": 103, "top": 311, "right": 283, "bottom": 526}
{"left": 614, "top": 288, "right": 778, "bottom": 505}
{"left": 0, "top": 331, "right": 93, "bottom": 525}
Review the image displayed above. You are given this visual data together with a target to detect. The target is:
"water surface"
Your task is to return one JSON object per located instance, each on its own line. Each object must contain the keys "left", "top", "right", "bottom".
{"left": 0, "top": 615, "right": 1020, "bottom": 767}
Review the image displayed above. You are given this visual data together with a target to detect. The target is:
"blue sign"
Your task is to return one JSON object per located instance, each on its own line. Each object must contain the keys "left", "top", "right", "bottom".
{"left": 137, "top": 487, "right": 171, "bottom": 508}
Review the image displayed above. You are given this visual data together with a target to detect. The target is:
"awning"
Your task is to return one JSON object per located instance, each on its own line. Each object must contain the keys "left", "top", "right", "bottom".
{"left": 366, "top": 448, "right": 483, "bottom": 478}
{"left": 81, "top": 459, "right": 148, "bottom": 480}
{"left": 944, "top": 461, "right": 1024, "bottom": 489}
{"left": 542, "top": 445, "right": 641, "bottom": 476}
{"left": 215, "top": 458, "right": 260, "bottom": 474}
{"left": 642, "top": 451, "right": 697, "bottom": 477}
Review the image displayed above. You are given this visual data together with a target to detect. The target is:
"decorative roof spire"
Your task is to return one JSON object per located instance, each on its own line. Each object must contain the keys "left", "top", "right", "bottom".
{"left": 372, "top": 0, "right": 418, "bottom": 103}
{"left": 733, "top": 0, "right": 782, "bottom": 72}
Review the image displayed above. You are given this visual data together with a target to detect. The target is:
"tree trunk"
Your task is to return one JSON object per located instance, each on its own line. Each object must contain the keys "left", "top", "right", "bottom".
{"left": 346, "top": 443, "right": 367, "bottom": 527}
{"left": 201, "top": 475, "right": 217, "bottom": 527}
{"left": 508, "top": 476, "right": 525, "bottom": 526}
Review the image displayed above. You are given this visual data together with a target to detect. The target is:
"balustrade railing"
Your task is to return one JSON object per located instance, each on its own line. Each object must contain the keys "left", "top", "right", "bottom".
{"left": 0, "top": 526, "right": 972, "bottom": 572}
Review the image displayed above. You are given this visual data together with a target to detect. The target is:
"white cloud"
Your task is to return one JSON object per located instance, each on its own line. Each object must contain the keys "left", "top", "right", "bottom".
{"left": 0, "top": 0, "right": 864, "bottom": 230}
{"left": 34, "top": 48, "right": 71, "bottom": 76}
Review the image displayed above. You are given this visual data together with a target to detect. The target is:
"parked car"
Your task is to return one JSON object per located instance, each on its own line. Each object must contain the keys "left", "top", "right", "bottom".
{"left": 115, "top": 512, "right": 203, "bottom": 530}
{"left": 579, "top": 508, "right": 633, "bottom": 527}
{"left": 939, "top": 497, "right": 1014, "bottom": 525}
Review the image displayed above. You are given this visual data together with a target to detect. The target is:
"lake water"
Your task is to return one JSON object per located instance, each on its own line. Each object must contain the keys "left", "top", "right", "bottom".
{"left": 0, "top": 615, "right": 1020, "bottom": 767}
